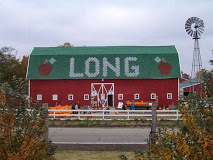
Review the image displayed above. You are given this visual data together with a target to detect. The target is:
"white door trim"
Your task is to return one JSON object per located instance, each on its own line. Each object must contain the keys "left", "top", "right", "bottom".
{"left": 91, "top": 83, "right": 114, "bottom": 107}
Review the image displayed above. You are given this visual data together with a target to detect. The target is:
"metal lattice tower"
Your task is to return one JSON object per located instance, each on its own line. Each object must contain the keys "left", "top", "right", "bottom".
{"left": 185, "top": 17, "right": 204, "bottom": 93}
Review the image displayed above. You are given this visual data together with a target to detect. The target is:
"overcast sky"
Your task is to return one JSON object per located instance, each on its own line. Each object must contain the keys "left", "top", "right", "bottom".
{"left": 0, "top": 0, "right": 212, "bottom": 74}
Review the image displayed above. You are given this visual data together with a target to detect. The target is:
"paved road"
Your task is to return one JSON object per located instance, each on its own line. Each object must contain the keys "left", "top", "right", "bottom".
{"left": 49, "top": 127, "right": 150, "bottom": 151}
{"left": 49, "top": 127, "right": 150, "bottom": 144}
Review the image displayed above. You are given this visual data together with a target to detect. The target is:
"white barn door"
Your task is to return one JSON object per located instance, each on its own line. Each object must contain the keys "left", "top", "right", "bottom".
{"left": 91, "top": 83, "right": 114, "bottom": 107}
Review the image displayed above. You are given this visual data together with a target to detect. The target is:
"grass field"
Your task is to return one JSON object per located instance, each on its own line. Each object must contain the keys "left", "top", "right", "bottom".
{"left": 49, "top": 119, "right": 178, "bottom": 128}
{"left": 54, "top": 150, "right": 135, "bottom": 160}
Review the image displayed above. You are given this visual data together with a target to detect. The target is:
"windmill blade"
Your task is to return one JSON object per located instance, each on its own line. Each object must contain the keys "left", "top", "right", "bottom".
{"left": 186, "top": 27, "right": 192, "bottom": 32}
{"left": 198, "top": 30, "right": 203, "bottom": 34}
{"left": 189, "top": 30, "right": 193, "bottom": 36}
{"left": 194, "top": 17, "right": 199, "bottom": 23}
{"left": 185, "top": 23, "right": 191, "bottom": 27}
{"left": 194, "top": 17, "right": 199, "bottom": 22}
{"left": 185, "top": 21, "right": 192, "bottom": 26}
{"left": 197, "top": 20, "right": 203, "bottom": 27}
{"left": 200, "top": 20, "right": 204, "bottom": 26}
{"left": 198, "top": 28, "right": 204, "bottom": 35}
{"left": 185, "top": 24, "right": 191, "bottom": 29}
{"left": 197, "top": 19, "right": 202, "bottom": 24}
{"left": 190, "top": 30, "right": 194, "bottom": 36}
{"left": 186, "top": 19, "right": 192, "bottom": 26}
{"left": 188, "top": 19, "right": 193, "bottom": 25}
{"left": 198, "top": 22, "right": 204, "bottom": 28}
{"left": 185, "top": 26, "right": 191, "bottom": 31}
{"left": 187, "top": 29, "right": 192, "bottom": 35}
{"left": 189, "top": 17, "right": 194, "bottom": 22}
{"left": 186, "top": 29, "right": 192, "bottom": 35}
{"left": 199, "top": 27, "right": 204, "bottom": 30}
{"left": 197, "top": 31, "right": 201, "bottom": 36}
{"left": 191, "top": 17, "right": 195, "bottom": 23}
{"left": 199, "top": 28, "right": 204, "bottom": 32}
{"left": 185, "top": 24, "right": 191, "bottom": 30}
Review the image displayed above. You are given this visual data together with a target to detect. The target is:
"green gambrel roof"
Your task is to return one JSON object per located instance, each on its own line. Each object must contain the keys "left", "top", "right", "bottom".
{"left": 27, "top": 46, "right": 181, "bottom": 79}
{"left": 31, "top": 46, "right": 178, "bottom": 55}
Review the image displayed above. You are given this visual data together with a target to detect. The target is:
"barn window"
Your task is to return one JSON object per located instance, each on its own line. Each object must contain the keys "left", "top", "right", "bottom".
{"left": 84, "top": 94, "right": 89, "bottom": 100}
{"left": 134, "top": 94, "right": 139, "bottom": 100}
{"left": 118, "top": 94, "right": 123, "bottom": 100}
{"left": 68, "top": 94, "right": 73, "bottom": 100}
{"left": 151, "top": 93, "right": 156, "bottom": 99}
{"left": 37, "top": 94, "right": 42, "bottom": 101}
{"left": 167, "top": 93, "right": 172, "bottom": 99}
{"left": 52, "top": 94, "right": 58, "bottom": 100}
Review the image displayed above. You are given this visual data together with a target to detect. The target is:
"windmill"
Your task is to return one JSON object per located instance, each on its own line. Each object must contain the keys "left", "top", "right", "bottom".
{"left": 185, "top": 17, "right": 204, "bottom": 93}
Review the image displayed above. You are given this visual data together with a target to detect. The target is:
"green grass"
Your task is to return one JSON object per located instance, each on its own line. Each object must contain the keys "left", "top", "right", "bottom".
{"left": 49, "top": 119, "right": 179, "bottom": 128}
{"left": 54, "top": 150, "right": 135, "bottom": 160}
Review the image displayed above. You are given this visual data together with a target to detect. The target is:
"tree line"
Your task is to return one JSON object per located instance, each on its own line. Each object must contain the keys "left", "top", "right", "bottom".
{"left": 0, "top": 46, "right": 28, "bottom": 95}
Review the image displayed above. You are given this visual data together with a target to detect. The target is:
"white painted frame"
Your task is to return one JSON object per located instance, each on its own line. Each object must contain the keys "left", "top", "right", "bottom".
{"left": 134, "top": 93, "right": 140, "bottom": 100}
{"left": 167, "top": 93, "right": 172, "bottom": 99}
{"left": 84, "top": 94, "right": 89, "bottom": 100}
{"left": 68, "top": 94, "right": 73, "bottom": 100}
{"left": 151, "top": 93, "right": 156, "bottom": 99}
{"left": 37, "top": 94, "right": 42, "bottom": 101}
{"left": 52, "top": 94, "right": 58, "bottom": 100}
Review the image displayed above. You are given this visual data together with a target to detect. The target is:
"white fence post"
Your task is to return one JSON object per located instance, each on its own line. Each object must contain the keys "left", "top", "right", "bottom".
{"left": 176, "top": 110, "right": 179, "bottom": 120}
{"left": 127, "top": 110, "right": 129, "bottom": 120}
{"left": 103, "top": 110, "right": 105, "bottom": 120}
{"left": 54, "top": 109, "right": 55, "bottom": 119}
{"left": 78, "top": 110, "right": 80, "bottom": 120}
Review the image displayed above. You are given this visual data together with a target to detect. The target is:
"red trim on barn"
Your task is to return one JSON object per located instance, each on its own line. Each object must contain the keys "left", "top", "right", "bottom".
{"left": 30, "top": 78, "right": 178, "bottom": 108}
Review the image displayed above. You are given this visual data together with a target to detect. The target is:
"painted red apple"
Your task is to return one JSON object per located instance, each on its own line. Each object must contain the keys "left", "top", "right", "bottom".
{"left": 38, "top": 59, "right": 53, "bottom": 76}
{"left": 158, "top": 58, "right": 172, "bottom": 75}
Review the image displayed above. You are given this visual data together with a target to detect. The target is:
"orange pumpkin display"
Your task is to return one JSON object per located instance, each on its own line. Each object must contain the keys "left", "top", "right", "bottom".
{"left": 49, "top": 105, "right": 73, "bottom": 114}
{"left": 126, "top": 101, "right": 149, "bottom": 106}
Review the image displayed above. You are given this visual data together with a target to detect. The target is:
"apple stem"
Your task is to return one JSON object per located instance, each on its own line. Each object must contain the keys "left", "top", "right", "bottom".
{"left": 44, "top": 59, "right": 48, "bottom": 64}
{"left": 162, "top": 58, "right": 167, "bottom": 63}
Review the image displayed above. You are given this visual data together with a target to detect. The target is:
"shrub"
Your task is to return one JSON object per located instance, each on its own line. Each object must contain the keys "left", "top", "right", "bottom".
{"left": 0, "top": 80, "right": 56, "bottom": 159}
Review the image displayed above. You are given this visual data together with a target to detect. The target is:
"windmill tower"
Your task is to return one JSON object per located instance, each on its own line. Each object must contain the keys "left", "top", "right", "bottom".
{"left": 185, "top": 17, "right": 205, "bottom": 93}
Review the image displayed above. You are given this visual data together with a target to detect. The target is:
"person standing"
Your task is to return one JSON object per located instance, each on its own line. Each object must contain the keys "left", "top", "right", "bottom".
{"left": 72, "top": 103, "right": 76, "bottom": 114}
{"left": 75, "top": 103, "right": 79, "bottom": 111}
{"left": 131, "top": 100, "right": 135, "bottom": 114}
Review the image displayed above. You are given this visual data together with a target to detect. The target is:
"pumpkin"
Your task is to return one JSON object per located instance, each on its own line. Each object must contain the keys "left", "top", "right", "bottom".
{"left": 126, "top": 101, "right": 148, "bottom": 106}
{"left": 49, "top": 105, "right": 73, "bottom": 114}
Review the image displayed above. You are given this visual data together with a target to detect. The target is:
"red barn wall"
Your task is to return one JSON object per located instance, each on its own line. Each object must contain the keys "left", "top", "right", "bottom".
{"left": 30, "top": 78, "right": 179, "bottom": 108}
{"left": 183, "top": 83, "right": 205, "bottom": 98}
